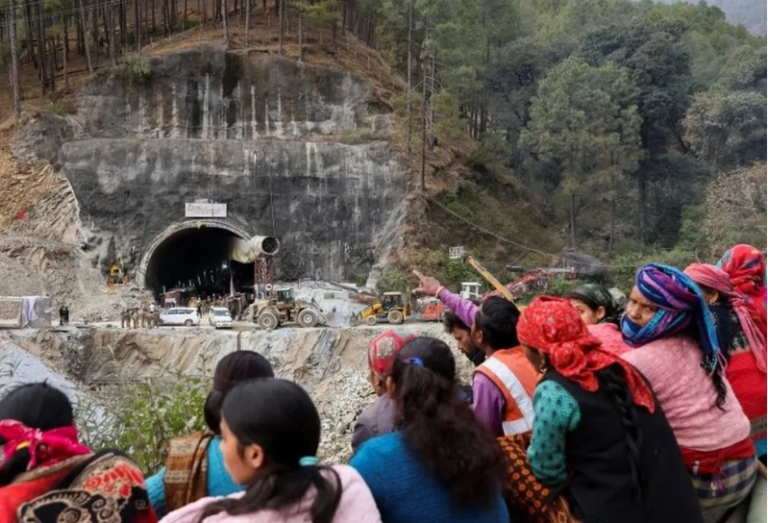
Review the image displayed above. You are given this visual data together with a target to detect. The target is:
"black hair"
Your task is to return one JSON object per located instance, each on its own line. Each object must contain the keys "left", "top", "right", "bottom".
{"left": 443, "top": 309, "right": 469, "bottom": 333}
{"left": 594, "top": 365, "right": 646, "bottom": 504}
{"left": 0, "top": 383, "right": 74, "bottom": 486}
{"left": 442, "top": 299, "right": 480, "bottom": 334}
{"left": 203, "top": 351, "right": 274, "bottom": 434}
{"left": 391, "top": 337, "right": 502, "bottom": 507}
{"left": 199, "top": 379, "right": 341, "bottom": 523}
{"left": 567, "top": 285, "right": 621, "bottom": 326}
{"left": 474, "top": 296, "right": 521, "bottom": 350}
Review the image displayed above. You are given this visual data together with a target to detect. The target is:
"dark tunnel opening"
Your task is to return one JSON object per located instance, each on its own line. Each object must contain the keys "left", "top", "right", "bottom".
{"left": 145, "top": 227, "right": 254, "bottom": 301}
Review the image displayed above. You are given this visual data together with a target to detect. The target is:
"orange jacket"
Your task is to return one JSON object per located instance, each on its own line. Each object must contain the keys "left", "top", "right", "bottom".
{"left": 474, "top": 346, "right": 539, "bottom": 435}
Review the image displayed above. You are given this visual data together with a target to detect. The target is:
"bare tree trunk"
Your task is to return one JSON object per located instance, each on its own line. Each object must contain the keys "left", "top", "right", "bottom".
{"left": 278, "top": 0, "right": 283, "bottom": 54}
{"left": 122, "top": 0, "right": 128, "bottom": 50}
{"left": 51, "top": 37, "right": 58, "bottom": 81}
{"left": 609, "top": 197, "right": 616, "bottom": 253}
{"left": 24, "top": 0, "right": 36, "bottom": 69}
{"left": 63, "top": 24, "right": 70, "bottom": 90}
{"left": 37, "top": 3, "right": 47, "bottom": 94}
{"left": 108, "top": 5, "right": 117, "bottom": 66}
{"left": 151, "top": 0, "right": 157, "bottom": 34}
{"left": 405, "top": 2, "right": 413, "bottom": 152}
{"left": 569, "top": 192, "right": 577, "bottom": 248}
{"left": 134, "top": 0, "right": 141, "bottom": 49}
{"left": 221, "top": 0, "right": 229, "bottom": 47}
{"left": 244, "top": 0, "right": 250, "bottom": 46}
{"left": 77, "top": 0, "right": 92, "bottom": 71}
{"left": 183, "top": 0, "right": 188, "bottom": 27}
{"left": 420, "top": 41, "right": 428, "bottom": 191}
{"left": 297, "top": 12, "right": 303, "bottom": 61}
{"left": 92, "top": 1, "right": 100, "bottom": 67}
{"left": 7, "top": 0, "right": 21, "bottom": 118}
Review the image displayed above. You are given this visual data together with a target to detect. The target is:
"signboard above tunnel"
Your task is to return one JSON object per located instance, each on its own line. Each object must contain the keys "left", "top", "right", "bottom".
{"left": 185, "top": 202, "right": 227, "bottom": 218}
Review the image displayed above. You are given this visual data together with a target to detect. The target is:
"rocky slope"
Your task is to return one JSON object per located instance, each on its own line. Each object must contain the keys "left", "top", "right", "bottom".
{"left": 1, "top": 322, "right": 469, "bottom": 462}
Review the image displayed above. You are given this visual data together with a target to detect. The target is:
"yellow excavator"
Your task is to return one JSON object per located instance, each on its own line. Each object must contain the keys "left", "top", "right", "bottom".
{"left": 464, "top": 256, "right": 515, "bottom": 302}
{"left": 357, "top": 291, "right": 411, "bottom": 326}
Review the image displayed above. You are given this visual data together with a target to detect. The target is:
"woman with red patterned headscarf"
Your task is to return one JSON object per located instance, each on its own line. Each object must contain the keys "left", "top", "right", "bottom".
{"left": 517, "top": 296, "right": 702, "bottom": 523}
{"left": 0, "top": 383, "right": 157, "bottom": 523}
{"left": 718, "top": 244, "right": 767, "bottom": 334}
{"left": 351, "top": 331, "right": 414, "bottom": 453}
{"left": 685, "top": 263, "right": 767, "bottom": 463}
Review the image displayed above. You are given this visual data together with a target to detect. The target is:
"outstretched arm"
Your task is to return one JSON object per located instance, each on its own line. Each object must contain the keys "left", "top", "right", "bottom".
{"left": 412, "top": 270, "right": 478, "bottom": 328}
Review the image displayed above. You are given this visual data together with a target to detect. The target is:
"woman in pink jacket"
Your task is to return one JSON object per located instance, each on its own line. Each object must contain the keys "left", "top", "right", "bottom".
{"left": 621, "top": 263, "right": 756, "bottom": 523}
{"left": 160, "top": 379, "right": 382, "bottom": 523}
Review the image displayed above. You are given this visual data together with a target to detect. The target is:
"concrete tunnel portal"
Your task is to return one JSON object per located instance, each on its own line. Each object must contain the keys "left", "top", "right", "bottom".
{"left": 140, "top": 222, "right": 280, "bottom": 300}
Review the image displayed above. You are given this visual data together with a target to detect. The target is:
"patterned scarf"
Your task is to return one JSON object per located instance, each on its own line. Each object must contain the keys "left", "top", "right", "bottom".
{"left": 621, "top": 263, "right": 721, "bottom": 372}
{"left": 567, "top": 283, "right": 620, "bottom": 325}
{"left": 518, "top": 296, "right": 655, "bottom": 413}
{"left": 685, "top": 263, "right": 766, "bottom": 373}
{"left": 0, "top": 420, "right": 91, "bottom": 471}
{"left": 368, "top": 331, "right": 414, "bottom": 379}
{"left": 718, "top": 244, "right": 767, "bottom": 334}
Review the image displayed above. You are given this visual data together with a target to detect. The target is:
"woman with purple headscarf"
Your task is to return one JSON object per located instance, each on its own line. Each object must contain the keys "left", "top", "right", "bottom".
{"left": 621, "top": 263, "right": 756, "bottom": 522}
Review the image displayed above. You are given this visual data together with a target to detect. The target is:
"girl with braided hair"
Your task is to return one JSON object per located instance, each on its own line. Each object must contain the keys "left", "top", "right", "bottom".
{"left": 621, "top": 263, "right": 756, "bottom": 521}
{"left": 518, "top": 296, "right": 701, "bottom": 523}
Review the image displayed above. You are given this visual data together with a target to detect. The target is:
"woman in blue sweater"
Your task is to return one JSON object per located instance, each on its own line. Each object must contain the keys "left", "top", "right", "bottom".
{"left": 350, "top": 337, "right": 509, "bottom": 523}
{"left": 146, "top": 351, "right": 274, "bottom": 516}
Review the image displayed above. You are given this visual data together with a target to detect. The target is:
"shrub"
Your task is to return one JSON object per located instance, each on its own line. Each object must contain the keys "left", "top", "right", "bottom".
{"left": 48, "top": 102, "right": 73, "bottom": 116}
{"left": 338, "top": 128, "right": 388, "bottom": 144}
{"left": 377, "top": 267, "right": 411, "bottom": 293}
{"left": 125, "top": 53, "right": 152, "bottom": 85}
{"left": 75, "top": 372, "right": 210, "bottom": 474}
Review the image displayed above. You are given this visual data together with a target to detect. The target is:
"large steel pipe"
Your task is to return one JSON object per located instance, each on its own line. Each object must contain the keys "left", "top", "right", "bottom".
{"left": 228, "top": 236, "right": 280, "bottom": 263}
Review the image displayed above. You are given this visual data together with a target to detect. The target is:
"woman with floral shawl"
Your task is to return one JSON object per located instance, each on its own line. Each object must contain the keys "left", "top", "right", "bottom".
{"left": 0, "top": 382, "right": 157, "bottom": 523}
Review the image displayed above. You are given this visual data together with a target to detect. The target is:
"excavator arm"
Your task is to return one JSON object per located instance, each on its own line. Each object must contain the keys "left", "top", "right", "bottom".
{"left": 465, "top": 256, "right": 515, "bottom": 302}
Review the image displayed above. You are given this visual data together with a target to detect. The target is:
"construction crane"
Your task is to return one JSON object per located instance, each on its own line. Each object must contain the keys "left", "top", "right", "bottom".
{"left": 465, "top": 256, "right": 515, "bottom": 302}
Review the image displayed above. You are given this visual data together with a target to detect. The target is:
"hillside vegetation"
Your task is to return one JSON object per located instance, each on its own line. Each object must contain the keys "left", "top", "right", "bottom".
{"left": 0, "top": 0, "right": 765, "bottom": 289}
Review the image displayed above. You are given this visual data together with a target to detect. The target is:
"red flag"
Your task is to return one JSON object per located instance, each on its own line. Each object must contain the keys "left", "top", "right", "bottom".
{"left": 17, "top": 210, "right": 26, "bottom": 220}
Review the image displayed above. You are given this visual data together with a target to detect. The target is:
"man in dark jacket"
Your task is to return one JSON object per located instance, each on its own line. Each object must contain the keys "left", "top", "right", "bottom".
{"left": 351, "top": 331, "right": 414, "bottom": 453}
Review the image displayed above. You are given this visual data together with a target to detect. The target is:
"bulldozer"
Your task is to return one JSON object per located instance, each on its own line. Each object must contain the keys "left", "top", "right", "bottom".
{"left": 357, "top": 291, "right": 410, "bottom": 326}
{"left": 249, "top": 287, "right": 324, "bottom": 330}
{"left": 249, "top": 287, "right": 325, "bottom": 330}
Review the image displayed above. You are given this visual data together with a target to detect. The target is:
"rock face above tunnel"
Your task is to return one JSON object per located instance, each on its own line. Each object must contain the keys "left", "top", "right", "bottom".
{"left": 24, "top": 46, "right": 407, "bottom": 286}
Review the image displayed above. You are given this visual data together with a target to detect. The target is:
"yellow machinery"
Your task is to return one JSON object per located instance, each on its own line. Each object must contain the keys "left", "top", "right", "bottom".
{"left": 465, "top": 256, "right": 515, "bottom": 302}
{"left": 357, "top": 291, "right": 410, "bottom": 326}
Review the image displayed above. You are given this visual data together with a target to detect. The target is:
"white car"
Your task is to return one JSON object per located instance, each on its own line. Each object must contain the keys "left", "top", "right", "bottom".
{"left": 209, "top": 307, "right": 234, "bottom": 329}
{"left": 159, "top": 307, "right": 200, "bottom": 327}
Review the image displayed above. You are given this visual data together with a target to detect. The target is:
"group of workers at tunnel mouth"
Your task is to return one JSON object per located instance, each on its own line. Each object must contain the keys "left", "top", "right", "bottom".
{"left": 1, "top": 243, "right": 766, "bottom": 523}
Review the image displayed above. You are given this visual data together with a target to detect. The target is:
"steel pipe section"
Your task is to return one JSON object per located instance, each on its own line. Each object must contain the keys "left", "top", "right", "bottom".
{"left": 228, "top": 236, "right": 281, "bottom": 263}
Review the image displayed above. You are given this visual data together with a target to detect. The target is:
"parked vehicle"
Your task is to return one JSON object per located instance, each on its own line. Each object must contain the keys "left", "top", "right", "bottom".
{"left": 159, "top": 307, "right": 200, "bottom": 327}
{"left": 209, "top": 307, "right": 234, "bottom": 329}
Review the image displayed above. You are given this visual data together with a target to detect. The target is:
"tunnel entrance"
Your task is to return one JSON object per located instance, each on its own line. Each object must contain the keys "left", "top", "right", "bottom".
{"left": 144, "top": 226, "right": 254, "bottom": 301}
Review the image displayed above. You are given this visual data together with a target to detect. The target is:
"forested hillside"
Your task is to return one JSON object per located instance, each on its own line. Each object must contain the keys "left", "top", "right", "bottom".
{"left": 375, "top": 0, "right": 767, "bottom": 266}
{"left": 0, "top": 0, "right": 765, "bottom": 277}
{"left": 649, "top": 0, "right": 766, "bottom": 35}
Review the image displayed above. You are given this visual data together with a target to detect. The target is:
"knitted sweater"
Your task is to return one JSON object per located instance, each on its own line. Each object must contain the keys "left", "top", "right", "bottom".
{"left": 622, "top": 335, "right": 750, "bottom": 451}
{"left": 159, "top": 465, "right": 381, "bottom": 523}
{"left": 146, "top": 437, "right": 244, "bottom": 517}
{"left": 350, "top": 432, "right": 509, "bottom": 523}
{"left": 527, "top": 381, "right": 581, "bottom": 485}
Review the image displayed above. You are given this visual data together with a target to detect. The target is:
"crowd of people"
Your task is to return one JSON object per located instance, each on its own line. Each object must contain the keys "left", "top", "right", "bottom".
{"left": 0, "top": 243, "right": 765, "bottom": 523}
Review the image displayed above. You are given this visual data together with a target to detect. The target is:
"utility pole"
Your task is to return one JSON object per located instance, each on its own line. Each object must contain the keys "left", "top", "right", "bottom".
{"left": 7, "top": 0, "right": 21, "bottom": 118}
{"left": 420, "top": 31, "right": 427, "bottom": 191}
{"left": 405, "top": 2, "right": 413, "bottom": 152}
